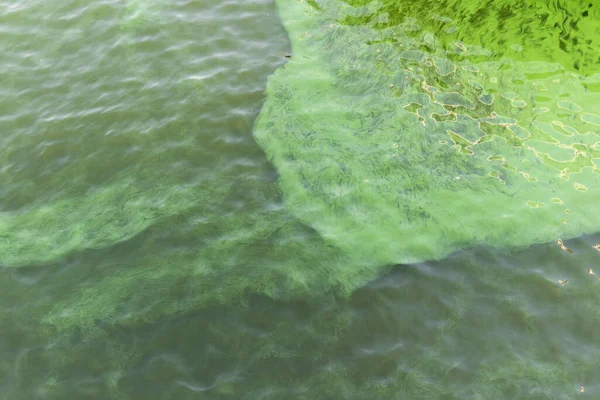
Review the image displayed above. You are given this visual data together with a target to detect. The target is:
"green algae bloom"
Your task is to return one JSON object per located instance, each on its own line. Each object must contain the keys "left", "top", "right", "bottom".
{"left": 254, "top": 0, "right": 600, "bottom": 265}
{"left": 2, "top": 1, "right": 600, "bottom": 398}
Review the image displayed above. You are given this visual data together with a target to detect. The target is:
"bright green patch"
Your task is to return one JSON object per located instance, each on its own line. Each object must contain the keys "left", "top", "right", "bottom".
{"left": 254, "top": 0, "right": 600, "bottom": 265}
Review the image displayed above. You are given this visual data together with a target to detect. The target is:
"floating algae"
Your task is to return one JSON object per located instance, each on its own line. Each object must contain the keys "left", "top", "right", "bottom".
{"left": 254, "top": 0, "right": 600, "bottom": 265}
{"left": 2, "top": 0, "right": 600, "bottom": 398}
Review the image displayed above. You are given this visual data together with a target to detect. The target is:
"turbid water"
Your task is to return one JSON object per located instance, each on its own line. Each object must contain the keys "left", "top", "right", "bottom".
{"left": 1, "top": 0, "right": 600, "bottom": 398}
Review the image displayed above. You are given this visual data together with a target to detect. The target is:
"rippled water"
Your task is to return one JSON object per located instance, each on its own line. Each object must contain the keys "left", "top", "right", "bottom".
{"left": 1, "top": 0, "right": 600, "bottom": 398}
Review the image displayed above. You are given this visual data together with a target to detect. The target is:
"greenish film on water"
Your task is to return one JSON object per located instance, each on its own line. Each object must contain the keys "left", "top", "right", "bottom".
{"left": 0, "top": 0, "right": 600, "bottom": 398}
{"left": 255, "top": 0, "right": 600, "bottom": 265}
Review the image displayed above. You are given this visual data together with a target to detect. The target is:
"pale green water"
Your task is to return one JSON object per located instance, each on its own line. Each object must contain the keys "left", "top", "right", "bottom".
{"left": 1, "top": 0, "right": 600, "bottom": 399}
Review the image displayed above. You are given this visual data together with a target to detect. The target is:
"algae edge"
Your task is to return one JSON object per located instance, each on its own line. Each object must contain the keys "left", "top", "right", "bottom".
{"left": 0, "top": 0, "right": 387, "bottom": 347}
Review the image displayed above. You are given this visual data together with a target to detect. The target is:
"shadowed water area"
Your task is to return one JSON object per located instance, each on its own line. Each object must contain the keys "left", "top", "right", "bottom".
{"left": 1, "top": 0, "right": 600, "bottom": 398}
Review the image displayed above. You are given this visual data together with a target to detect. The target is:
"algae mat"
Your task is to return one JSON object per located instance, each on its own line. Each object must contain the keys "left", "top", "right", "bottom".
{"left": 255, "top": 0, "right": 600, "bottom": 265}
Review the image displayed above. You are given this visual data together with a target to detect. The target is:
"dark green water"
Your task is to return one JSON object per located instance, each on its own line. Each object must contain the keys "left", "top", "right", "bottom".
{"left": 1, "top": 0, "right": 600, "bottom": 398}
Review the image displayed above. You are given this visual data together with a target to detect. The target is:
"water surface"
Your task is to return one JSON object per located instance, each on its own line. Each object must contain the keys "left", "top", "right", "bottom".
{"left": 1, "top": 0, "right": 600, "bottom": 399}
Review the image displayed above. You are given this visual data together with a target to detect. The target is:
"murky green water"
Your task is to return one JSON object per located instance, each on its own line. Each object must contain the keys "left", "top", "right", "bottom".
{"left": 1, "top": 0, "right": 600, "bottom": 398}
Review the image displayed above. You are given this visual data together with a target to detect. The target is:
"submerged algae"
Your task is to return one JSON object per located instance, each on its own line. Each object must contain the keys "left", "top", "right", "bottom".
{"left": 6, "top": 235, "right": 600, "bottom": 399}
